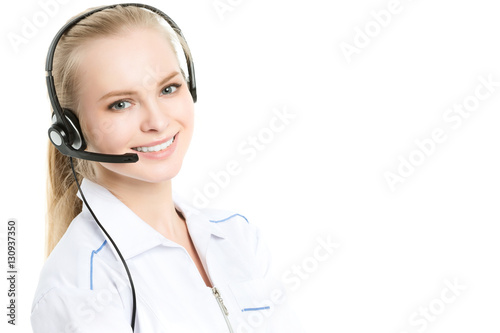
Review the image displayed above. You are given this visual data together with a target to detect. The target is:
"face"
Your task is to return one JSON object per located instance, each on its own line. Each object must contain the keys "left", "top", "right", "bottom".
{"left": 76, "top": 27, "right": 194, "bottom": 186}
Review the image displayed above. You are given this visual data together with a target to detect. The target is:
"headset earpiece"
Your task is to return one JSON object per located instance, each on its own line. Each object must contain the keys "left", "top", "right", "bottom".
{"left": 49, "top": 109, "right": 86, "bottom": 151}
{"left": 63, "top": 109, "right": 86, "bottom": 150}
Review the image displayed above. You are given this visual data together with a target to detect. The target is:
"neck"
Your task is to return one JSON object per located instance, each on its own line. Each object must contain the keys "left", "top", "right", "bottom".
{"left": 94, "top": 167, "right": 185, "bottom": 239}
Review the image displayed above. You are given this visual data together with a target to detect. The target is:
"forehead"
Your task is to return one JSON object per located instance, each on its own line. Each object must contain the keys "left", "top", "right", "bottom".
{"left": 77, "top": 28, "right": 179, "bottom": 94}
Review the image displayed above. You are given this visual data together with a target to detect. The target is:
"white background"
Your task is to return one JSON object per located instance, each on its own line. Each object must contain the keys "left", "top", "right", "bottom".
{"left": 1, "top": 0, "right": 499, "bottom": 332}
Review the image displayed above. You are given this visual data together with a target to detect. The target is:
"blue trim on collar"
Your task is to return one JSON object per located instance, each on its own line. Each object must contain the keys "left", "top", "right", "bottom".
{"left": 90, "top": 240, "right": 108, "bottom": 290}
{"left": 209, "top": 213, "right": 249, "bottom": 224}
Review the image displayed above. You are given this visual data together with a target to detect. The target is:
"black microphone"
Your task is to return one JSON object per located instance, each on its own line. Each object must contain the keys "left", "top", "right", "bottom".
{"left": 48, "top": 118, "right": 139, "bottom": 163}
{"left": 48, "top": 128, "right": 139, "bottom": 163}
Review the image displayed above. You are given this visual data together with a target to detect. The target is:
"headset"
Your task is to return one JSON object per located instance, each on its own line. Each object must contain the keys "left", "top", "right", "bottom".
{"left": 45, "top": 3, "right": 197, "bottom": 331}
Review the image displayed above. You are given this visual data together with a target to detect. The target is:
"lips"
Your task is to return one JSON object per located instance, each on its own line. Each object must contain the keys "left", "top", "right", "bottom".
{"left": 132, "top": 134, "right": 176, "bottom": 152}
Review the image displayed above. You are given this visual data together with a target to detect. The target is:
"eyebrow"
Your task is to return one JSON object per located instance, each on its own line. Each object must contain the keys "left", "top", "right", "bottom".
{"left": 98, "top": 71, "right": 182, "bottom": 102}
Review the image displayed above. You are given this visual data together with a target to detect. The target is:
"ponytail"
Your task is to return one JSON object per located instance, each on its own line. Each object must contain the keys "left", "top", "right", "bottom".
{"left": 45, "top": 144, "right": 82, "bottom": 256}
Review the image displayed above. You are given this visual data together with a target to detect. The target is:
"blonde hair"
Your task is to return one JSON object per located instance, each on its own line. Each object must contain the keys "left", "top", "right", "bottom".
{"left": 46, "top": 5, "right": 192, "bottom": 257}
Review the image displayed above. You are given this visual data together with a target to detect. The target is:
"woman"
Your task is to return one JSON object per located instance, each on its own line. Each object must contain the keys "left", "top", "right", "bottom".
{"left": 31, "top": 4, "right": 302, "bottom": 333}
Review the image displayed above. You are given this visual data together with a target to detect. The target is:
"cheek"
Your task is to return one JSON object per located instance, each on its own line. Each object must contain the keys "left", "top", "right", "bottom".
{"left": 174, "top": 98, "right": 195, "bottom": 131}
{"left": 177, "top": 106, "right": 195, "bottom": 148}
{"left": 183, "top": 108, "right": 195, "bottom": 134}
{"left": 82, "top": 115, "right": 135, "bottom": 152}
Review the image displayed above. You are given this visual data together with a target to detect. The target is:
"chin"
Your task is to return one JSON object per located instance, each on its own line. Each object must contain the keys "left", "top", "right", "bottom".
{"left": 96, "top": 159, "right": 184, "bottom": 185}
{"left": 137, "top": 162, "right": 184, "bottom": 184}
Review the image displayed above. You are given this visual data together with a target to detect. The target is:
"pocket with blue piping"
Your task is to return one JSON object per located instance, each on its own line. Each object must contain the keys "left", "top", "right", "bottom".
{"left": 228, "top": 278, "right": 284, "bottom": 313}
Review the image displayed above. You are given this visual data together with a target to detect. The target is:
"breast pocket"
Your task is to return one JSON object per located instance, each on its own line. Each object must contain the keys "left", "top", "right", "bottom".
{"left": 228, "top": 277, "right": 288, "bottom": 332}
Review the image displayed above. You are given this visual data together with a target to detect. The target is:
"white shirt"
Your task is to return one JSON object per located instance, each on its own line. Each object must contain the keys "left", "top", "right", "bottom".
{"left": 31, "top": 179, "right": 303, "bottom": 333}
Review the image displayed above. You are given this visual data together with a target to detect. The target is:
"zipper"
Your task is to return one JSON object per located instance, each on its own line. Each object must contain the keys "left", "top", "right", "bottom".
{"left": 212, "top": 287, "right": 234, "bottom": 333}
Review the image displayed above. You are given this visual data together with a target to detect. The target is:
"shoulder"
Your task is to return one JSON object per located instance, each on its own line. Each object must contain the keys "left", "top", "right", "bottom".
{"left": 175, "top": 194, "right": 266, "bottom": 249}
{"left": 174, "top": 193, "right": 254, "bottom": 230}
{"left": 208, "top": 208, "right": 262, "bottom": 241}
{"left": 203, "top": 208, "right": 252, "bottom": 230}
{"left": 186, "top": 201, "right": 263, "bottom": 243}
{"left": 196, "top": 205, "right": 271, "bottom": 262}
{"left": 32, "top": 212, "right": 107, "bottom": 309}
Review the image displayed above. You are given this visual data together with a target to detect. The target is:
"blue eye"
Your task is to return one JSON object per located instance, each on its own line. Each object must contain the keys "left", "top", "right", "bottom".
{"left": 109, "top": 100, "right": 132, "bottom": 111}
{"left": 161, "top": 84, "right": 180, "bottom": 96}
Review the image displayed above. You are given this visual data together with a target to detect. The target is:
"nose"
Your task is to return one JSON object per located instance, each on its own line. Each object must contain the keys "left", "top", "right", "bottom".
{"left": 140, "top": 99, "right": 169, "bottom": 133}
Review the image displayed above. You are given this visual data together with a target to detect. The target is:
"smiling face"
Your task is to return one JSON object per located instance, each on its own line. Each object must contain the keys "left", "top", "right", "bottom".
{"left": 76, "top": 27, "right": 194, "bottom": 186}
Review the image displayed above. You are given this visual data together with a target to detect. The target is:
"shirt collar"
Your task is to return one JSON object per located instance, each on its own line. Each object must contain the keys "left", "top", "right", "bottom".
{"left": 77, "top": 178, "right": 226, "bottom": 261}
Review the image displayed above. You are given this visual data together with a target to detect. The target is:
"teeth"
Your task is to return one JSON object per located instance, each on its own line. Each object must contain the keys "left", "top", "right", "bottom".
{"left": 133, "top": 136, "right": 175, "bottom": 152}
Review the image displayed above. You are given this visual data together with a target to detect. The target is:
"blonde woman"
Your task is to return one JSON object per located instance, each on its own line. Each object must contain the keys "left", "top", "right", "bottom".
{"left": 31, "top": 3, "right": 303, "bottom": 333}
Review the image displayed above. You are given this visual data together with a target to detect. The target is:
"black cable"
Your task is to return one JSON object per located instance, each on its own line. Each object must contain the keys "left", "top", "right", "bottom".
{"left": 69, "top": 157, "right": 137, "bottom": 331}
